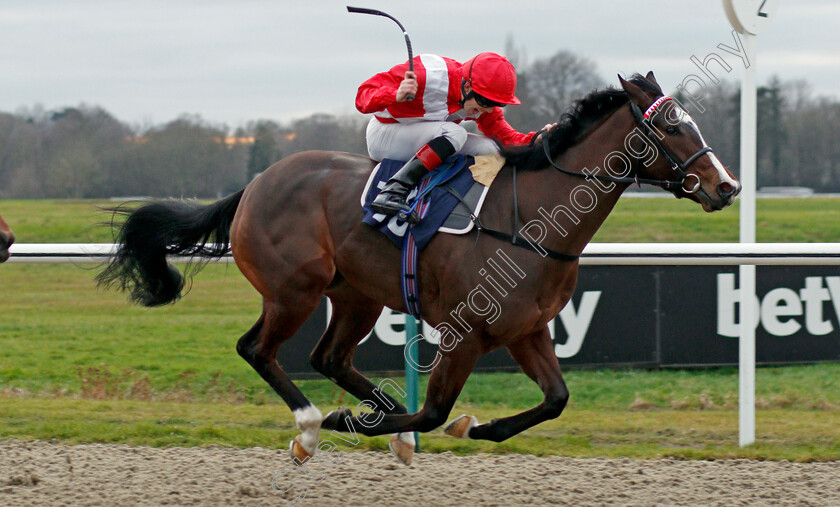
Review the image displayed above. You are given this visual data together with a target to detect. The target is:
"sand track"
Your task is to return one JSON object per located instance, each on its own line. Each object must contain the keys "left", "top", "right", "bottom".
{"left": 1, "top": 440, "right": 838, "bottom": 506}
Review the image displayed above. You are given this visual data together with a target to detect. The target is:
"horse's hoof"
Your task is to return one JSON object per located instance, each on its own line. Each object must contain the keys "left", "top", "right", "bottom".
{"left": 289, "top": 435, "right": 312, "bottom": 464}
{"left": 389, "top": 434, "right": 414, "bottom": 466}
{"left": 444, "top": 414, "right": 478, "bottom": 439}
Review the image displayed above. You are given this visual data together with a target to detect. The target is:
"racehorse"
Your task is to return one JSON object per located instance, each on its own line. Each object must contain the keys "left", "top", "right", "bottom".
{"left": 97, "top": 73, "right": 740, "bottom": 465}
{"left": 0, "top": 212, "right": 14, "bottom": 263}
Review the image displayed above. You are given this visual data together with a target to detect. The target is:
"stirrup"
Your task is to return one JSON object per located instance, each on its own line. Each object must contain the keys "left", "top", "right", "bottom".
{"left": 372, "top": 193, "right": 419, "bottom": 224}
{"left": 397, "top": 209, "right": 420, "bottom": 225}
{"left": 372, "top": 201, "right": 419, "bottom": 225}
{"left": 397, "top": 211, "right": 420, "bottom": 225}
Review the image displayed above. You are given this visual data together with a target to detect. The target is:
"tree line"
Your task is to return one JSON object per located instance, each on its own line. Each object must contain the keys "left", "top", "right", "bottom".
{"left": 1, "top": 49, "right": 838, "bottom": 199}
{"left": 0, "top": 108, "right": 369, "bottom": 199}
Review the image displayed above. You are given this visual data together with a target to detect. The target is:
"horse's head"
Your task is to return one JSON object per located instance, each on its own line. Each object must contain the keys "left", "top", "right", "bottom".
{"left": 619, "top": 72, "right": 740, "bottom": 211}
{"left": 0, "top": 213, "right": 14, "bottom": 263}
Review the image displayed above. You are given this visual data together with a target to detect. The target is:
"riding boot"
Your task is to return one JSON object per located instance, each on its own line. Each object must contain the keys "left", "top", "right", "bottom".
{"left": 371, "top": 157, "right": 428, "bottom": 222}
{"left": 371, "top": 137, "right": 456, "bottom": 224}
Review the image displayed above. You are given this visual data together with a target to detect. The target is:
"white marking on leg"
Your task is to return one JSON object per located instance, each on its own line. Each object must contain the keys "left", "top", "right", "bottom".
{"left": 397, "top": 431, "right": 415, "bottom": 446}
{"left": 293, "top": 405, "right": 323, "bottom": 454}
{"left": 461, "top": 415, "right": 479, "bottom": 437}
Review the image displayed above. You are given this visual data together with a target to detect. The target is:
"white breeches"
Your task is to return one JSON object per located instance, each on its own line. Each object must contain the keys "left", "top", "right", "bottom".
{"left": 365, "top": 118, "right": 500, "bottom": 162}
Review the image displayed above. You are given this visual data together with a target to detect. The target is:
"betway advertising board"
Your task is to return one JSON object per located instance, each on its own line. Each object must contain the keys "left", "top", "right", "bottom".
{"left": 280, "top": 266, "right": 840, "bottom": 376}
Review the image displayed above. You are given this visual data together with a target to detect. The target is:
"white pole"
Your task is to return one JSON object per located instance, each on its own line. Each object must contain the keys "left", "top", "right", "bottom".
{"left": 738, "top": 32, "right": 757, "bottom": 447}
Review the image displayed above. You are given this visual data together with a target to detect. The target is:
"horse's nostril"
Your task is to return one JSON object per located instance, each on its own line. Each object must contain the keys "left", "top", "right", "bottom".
{"left": 717, "top": 182, "right": 735, "bottom": 198}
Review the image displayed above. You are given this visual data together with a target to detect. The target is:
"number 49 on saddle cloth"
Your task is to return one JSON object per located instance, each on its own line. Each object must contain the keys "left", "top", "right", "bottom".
{"left": 361, "top": 154, "right": 490, "bottom": 317}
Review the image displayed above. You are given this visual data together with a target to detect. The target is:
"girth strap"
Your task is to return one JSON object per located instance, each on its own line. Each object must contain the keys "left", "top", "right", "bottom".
{"left": 442, "top": 184, "right": 580, "bottom": 263}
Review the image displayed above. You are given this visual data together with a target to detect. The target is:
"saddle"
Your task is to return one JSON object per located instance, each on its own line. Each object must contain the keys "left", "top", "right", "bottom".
{"left": 360, "top": 154, "right": 505, "bottom": 317}
{"left": 360, "top": 154, "right": 505, "bottom": 249}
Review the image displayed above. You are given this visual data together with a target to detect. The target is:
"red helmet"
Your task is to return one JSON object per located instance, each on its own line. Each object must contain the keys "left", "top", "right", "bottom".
{"left": 461, "top": 52, "right": 521, "bottom": 105}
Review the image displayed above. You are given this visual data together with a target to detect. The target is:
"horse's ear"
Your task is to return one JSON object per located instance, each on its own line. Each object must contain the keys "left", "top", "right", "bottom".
{"left": 645, "top": 71, "right": 659, "bottom": 87}
{"left": 618, "top": 74, "right": 649, "bottom": 106}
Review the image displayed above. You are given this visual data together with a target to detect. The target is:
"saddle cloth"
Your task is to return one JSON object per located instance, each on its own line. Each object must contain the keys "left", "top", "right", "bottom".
{"left": 360, "top": 155, "right": 492, "bottom": 251}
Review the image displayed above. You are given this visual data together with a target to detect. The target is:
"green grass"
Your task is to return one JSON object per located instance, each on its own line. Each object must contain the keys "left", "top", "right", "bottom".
{"left": 0, "top": 199, "right": 121, "bottom": 243}
{"left": 1, "top": 262, "right": 838, "bottom": 460}
{"left": 3, "top": 196, "right": 840, "bottom": 244}
{"left": 591, "top": 197, "right": 840, "bottom": 243}
{"left": 3, "top": 263, "right": 840, "bottom": 410}
{"left": 1, "top": 263, "right": 267, "bottom": 402}
{"left": 1, "top": 398, "right": 838, "bottom": 461}
{"left": 1, "top": 198, "right": 839, "bottom": 460}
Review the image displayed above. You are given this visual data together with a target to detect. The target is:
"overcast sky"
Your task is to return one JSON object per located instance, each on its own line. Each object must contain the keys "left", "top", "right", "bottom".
{"left": 1, "top": 1, "right": 837, "bottom": 130}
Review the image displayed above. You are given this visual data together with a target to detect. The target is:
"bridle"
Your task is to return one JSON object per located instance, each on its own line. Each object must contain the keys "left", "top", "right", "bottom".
{"left": 541, "top": 95, "right": 711, "bottom": 194}
{"left": 465, "top": 94, "right": 714, "bottom": 263}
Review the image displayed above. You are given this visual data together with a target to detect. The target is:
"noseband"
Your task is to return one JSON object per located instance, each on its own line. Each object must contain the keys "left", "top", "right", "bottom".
{"left": 541, "top": 95, "right": 711, "bottom": 194}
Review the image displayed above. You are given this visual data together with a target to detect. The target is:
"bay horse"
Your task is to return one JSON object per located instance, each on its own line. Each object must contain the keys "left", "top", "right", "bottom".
{"left": 97, "top": 73, "right": 740, "bottom": 465}
{"left": 0, "top": 212, "right": 14, "bottom": 263}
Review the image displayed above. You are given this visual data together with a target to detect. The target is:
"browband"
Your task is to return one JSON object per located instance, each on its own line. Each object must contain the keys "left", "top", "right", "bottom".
{"left": 643, "top": 96, "right": 672, "bottom": 119}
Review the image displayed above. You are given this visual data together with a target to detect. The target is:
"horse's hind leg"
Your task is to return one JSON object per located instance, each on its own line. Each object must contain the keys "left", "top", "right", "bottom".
{"left": 446, "top": 326, "right": 569, "bottom": 442}
{"left": 310, "top": 283, "right": 415, "bottom": 462}
{"left": 236, "top": 291, "right": 327, "bottom": 460}
{"left": 311, "top": 287, "right": 407, "bottom": 414}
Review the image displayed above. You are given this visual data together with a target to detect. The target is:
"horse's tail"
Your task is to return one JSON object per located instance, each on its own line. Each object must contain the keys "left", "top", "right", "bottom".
{"left": 96, "top": 189, "right": 245, "bottom": 307}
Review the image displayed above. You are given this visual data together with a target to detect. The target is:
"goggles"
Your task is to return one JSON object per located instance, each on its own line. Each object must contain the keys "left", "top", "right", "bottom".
{"left": 472, "top": 93, "right": 505, "bottom": 109}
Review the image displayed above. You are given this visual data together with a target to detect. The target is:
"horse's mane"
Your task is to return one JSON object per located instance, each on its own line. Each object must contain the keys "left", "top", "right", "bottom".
{"left": 501, "top": 74, "right": 662, "bottom": 171}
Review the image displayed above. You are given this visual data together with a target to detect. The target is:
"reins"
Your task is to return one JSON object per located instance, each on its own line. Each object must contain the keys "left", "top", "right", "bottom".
{"left": 456, "top": 95, "right": 715, "bottom": 262}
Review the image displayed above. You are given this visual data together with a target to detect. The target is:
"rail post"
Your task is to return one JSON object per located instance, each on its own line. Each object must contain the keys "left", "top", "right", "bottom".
{"left": 722, "top": 0, "right": 780, "bottom": 447}
{"left": 404, "top": 314, "right": 420, "bottom": 451}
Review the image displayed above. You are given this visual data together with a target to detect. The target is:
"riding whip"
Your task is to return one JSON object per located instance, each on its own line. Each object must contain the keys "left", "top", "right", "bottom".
{"left": 347, "top": 6, "right": 415, "bottom": 100}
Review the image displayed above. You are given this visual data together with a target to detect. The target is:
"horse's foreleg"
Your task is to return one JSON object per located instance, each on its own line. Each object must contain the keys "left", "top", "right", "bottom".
{"left": 452, "top": 327, "right": 569, "bottom": 443}
{"left": 321, "top": 341, "right": 479, "bottom": 438}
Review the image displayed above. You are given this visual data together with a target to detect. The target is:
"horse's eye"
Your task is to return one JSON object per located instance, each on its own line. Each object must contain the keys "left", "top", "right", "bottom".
{"left": 665, "top": 126, "right": 679, "bottom": 135}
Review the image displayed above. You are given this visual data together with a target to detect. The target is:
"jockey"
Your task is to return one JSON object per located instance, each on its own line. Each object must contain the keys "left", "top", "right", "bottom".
{"left": 356, "top": 52, "right": 550, "bottom": 221}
